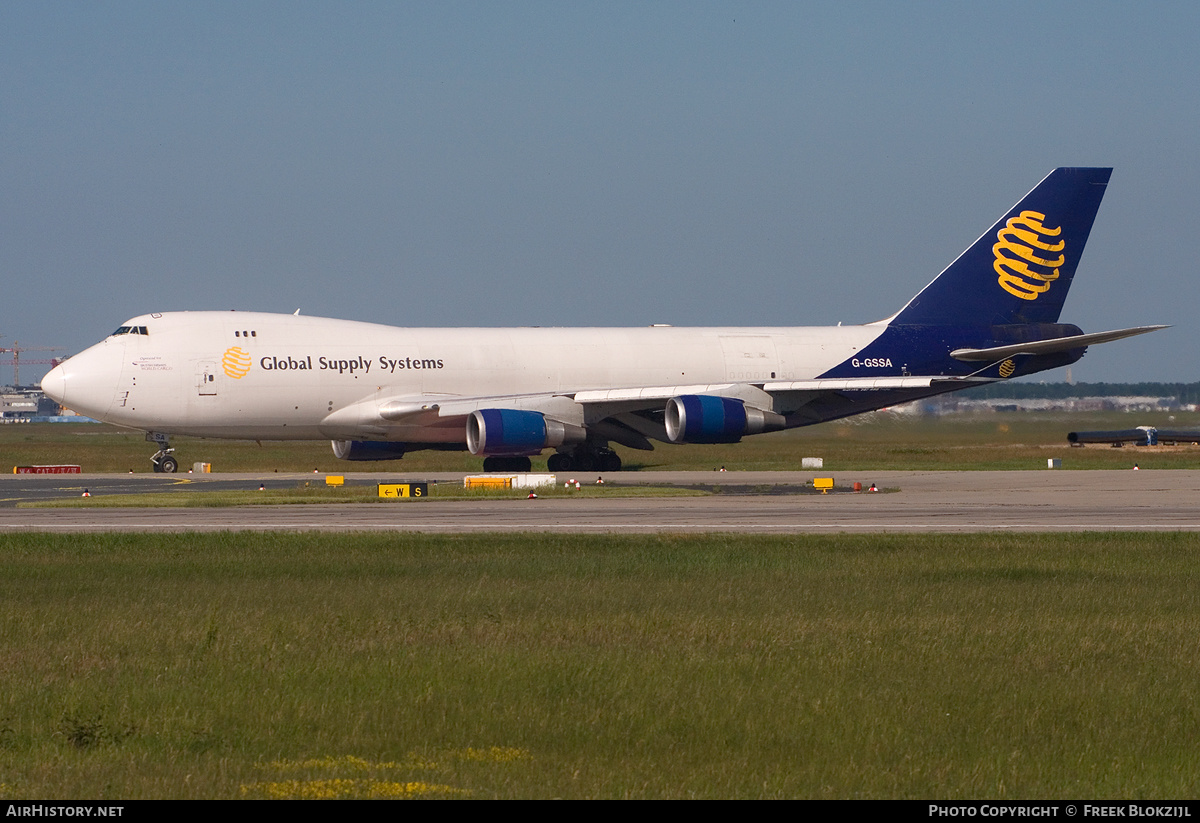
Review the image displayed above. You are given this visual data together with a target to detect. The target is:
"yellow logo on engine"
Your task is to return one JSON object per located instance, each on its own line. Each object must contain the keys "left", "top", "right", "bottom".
{"left": 994, "top": 210, "right": 1065, "bottom": 301}
{"left": 998, "top": 359, "right": 1016, "bottom": 378}
{"left": 222, "top": 346, "right": 252, "bottom": 379}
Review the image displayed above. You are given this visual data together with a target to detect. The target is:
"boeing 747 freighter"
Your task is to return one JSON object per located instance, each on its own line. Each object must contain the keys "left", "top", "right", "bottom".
{"left": 41, "top": 168, "right": 1163, "bottom": 472}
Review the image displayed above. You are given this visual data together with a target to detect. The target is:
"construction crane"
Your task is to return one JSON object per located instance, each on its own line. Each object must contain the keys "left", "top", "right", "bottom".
{"left": 0, "top": 339, "right": 65, "bottom": 387}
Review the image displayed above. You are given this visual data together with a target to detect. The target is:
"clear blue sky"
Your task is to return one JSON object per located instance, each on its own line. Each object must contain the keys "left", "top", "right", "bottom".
{"left": 3, "top": 1, "right": 1197, "bottom": 384}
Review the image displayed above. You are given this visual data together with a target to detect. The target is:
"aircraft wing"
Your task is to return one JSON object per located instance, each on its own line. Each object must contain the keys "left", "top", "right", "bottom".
{"left": 425, "top": 375, "right": 993, "bottom": 425}
{"left": 314, "top": 324, "right": 1177, "bottom": 446}
{"left": 320, "top": 373, "right": 998, "bottom": 449}
{"left": 572, "top": 376, "right": 973, "bottom": 400}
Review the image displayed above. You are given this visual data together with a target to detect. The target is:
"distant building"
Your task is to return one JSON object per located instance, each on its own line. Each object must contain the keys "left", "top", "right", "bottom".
{"left": 1, "top": 391, "right": 39, "bottom": 420}
{"left": 0, "top": 388, "right": 94, "bottom": 423}
{"left": 919, "top": 395, "right": 1187, "bottom": 415}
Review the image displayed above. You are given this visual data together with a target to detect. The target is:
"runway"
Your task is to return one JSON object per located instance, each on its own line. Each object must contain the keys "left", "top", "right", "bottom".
{"left": 2, "top": 470, "right": 1199, "bottom": 533}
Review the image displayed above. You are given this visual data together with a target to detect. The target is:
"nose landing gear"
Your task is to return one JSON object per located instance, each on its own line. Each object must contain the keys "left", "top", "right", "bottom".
{"left": 154, "top": 453, "right": 179, "bottom": 473}
{"left": 147, "top": 432, "right": 178, "bottom": 473}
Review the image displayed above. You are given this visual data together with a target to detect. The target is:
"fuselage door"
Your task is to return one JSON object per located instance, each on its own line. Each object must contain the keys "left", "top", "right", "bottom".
{"left": 197, "top": 361, "right": 218, "bottom": 396}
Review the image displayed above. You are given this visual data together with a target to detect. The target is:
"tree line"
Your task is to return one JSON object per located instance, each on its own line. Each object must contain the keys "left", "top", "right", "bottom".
{"left": 959, "top": 382, "right": 1200, "bottom": 404}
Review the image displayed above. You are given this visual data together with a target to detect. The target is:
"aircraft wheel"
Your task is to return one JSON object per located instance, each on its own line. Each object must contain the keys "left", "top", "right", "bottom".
{"left": 158, "top": 455, "right": 179, "bottom": 474}
{"left": 547, "top": 453, "right": 570, "bottom": 472}
{"left": 572, "top": 452, "right": 596, "bottom": 472}
{"left": 482, "top": 456, "right": 532, "bottom": 472}
{"left": 599, "top": 451, "right": 622, "bottom": 472}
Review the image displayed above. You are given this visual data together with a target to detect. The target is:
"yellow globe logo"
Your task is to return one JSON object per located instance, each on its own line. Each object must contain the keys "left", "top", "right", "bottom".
{"left": 993, "top": 210, "right": 1065, "bottom": 301}
{"left": 998, "top": 359, "right": 1016, "bottom": 378}
{"left": 222, "top": 346, "right": 252, "bottom": 379}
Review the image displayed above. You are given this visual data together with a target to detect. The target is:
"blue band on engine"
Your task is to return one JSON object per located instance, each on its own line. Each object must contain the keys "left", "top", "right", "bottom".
{"left": 478, "top": 409, "right": 547, "bottom": 454}
{"left": 681, "top": 395, "right": 747, "bottom": 443}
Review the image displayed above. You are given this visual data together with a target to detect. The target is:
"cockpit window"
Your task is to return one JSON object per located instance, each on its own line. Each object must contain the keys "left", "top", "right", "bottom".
{"left": 110, "top": 326, "right": 149, "bottom": 336}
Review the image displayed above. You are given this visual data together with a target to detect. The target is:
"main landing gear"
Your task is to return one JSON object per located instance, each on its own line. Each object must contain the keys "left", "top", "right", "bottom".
{"left": 482, "top": 455, "right": 533, "bottom": 473}
{"left": 547, "top": 446, "right": 621, "bottom": 473}
{"left": 480, "top": 446, "right": 623, "bottom": 474}
{"left": 147, "top": 432, "right": 178, "bottom": 473}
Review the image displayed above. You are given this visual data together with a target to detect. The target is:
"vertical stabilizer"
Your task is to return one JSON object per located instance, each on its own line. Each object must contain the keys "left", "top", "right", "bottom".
{"left": 891, "top": 167, "right": 1111, "bottom": 326}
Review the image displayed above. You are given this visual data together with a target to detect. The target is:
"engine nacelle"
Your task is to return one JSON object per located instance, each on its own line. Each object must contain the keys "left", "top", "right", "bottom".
{"left": 331, "top": 440, "right": 408, "bottom": 461}
{"left": 664, "top": 395, "right": 785, "bottom": 444}
{"left": 466, "top": 409, "right": 586, "bottom": 456}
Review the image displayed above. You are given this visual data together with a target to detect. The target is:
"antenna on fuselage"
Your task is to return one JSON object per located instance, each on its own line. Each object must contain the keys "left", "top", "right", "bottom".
{"left": 293, "top": 309, "right": 301, "bottom": 316}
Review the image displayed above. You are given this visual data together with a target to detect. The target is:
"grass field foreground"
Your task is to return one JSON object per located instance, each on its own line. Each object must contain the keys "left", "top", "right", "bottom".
{"left": 1, "top": 531, "right": 1198, "bottom": 798}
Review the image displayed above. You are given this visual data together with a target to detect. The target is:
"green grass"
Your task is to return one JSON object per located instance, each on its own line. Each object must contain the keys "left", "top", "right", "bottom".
{"left": 6, "top": 410, "right": 1200, "bottom": 473}
{"left": 1, "top": 531, "right": 1199, "bottom": 798}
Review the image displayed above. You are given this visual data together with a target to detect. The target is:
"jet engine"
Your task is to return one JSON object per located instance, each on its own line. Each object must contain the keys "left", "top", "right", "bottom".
{"left": 466, "top": 409, "right": 586, "bottom": 456}
{"left": 664, "top": 395, "right": 785, "bottom": 444}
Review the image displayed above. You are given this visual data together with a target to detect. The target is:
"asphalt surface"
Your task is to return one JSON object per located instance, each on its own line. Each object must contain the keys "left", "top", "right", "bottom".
{"left": 2, "top": 470, "right": 1198, "bottom": 533}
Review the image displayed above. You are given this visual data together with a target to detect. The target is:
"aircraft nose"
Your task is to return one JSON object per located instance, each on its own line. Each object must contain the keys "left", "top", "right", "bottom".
{"left": 38, "top": 344, "right": 120, "bottom": 421}
{"left": 41, "top": 363, "right": 67, "bottom": 405}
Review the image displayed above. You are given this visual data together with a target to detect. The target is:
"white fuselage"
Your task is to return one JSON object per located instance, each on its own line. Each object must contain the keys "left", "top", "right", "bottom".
{"left": 44, "top": 311, "right": 883, "bottom": 442}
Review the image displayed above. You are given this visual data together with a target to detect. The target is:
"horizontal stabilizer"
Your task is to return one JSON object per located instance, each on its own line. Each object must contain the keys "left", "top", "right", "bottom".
{"left": 950, "top": 325, "right": 1167, "bottom": 362}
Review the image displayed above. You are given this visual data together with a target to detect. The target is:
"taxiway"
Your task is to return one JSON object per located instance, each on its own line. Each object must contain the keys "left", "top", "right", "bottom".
{"left": 1, "top": 470, "right": 1197, "bottom": 533}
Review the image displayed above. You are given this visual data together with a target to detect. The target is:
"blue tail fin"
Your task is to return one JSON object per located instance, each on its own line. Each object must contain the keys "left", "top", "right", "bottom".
{"left": 891, "top": 167, "right": 1111, "bottom": 326}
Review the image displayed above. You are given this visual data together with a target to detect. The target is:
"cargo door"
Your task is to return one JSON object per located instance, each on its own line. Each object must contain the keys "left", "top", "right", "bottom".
{"left": 719, "top": 335, "right": 779, "bottom": 382}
